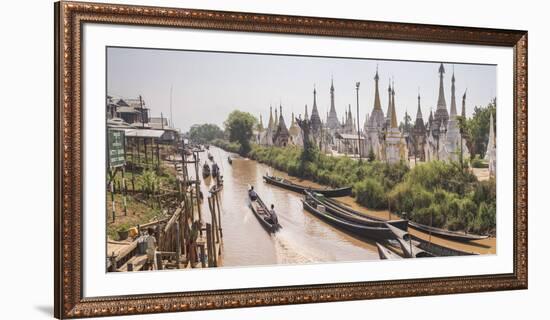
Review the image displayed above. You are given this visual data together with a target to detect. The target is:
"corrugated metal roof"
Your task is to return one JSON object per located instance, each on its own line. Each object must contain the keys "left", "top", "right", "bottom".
{"left": 123, "top": 129, "right": 165, "bottom": 138}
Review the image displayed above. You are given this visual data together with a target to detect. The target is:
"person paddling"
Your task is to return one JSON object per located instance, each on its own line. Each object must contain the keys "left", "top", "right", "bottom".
{"left": 269, "top": 204, "right": 279, "bottom": 226}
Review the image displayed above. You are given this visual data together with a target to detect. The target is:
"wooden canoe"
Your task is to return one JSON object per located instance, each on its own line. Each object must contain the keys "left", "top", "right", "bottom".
{"left": 376, "top": 242, "right": 403, "bottom": 260}
{"left": 248, "top": 192, "right": 280, "bottom": 233}
{"left": 263, "top": 175, "right": 352, "bottom": 197}
{"left": 306, "top": 191, "right": 408, "bottom": 231}
{"left": 302, "top": 199, "right": 396, "bottom": 241}
{"left": 408, "top": 221, "right": 489, "bottom": 242}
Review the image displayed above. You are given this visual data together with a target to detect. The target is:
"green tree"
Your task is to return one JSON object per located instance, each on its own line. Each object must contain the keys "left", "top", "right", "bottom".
{"left": 398, "top": 111, "right": 412, "bottom": 134}
{"left": 295, "top": 118, "right": 319, "bottom": 177}
{"left": 188, "top": 123, "right": 224, "bottom": 144}
{"left": 224, "top": 111, "right": 257, "bottom": 155}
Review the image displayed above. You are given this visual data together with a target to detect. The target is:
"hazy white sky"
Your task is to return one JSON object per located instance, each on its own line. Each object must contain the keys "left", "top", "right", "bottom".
{"left": 107, "top": 47, "right": 496, "bottom": 132}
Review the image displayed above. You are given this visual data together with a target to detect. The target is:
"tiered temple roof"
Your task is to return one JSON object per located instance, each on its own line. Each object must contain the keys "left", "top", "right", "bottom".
{"left": 310, "top": 86, "right": 323, "bottom": 133}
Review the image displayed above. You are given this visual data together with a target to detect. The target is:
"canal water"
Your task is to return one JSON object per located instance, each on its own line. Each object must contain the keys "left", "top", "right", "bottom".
{"left": 194, "top": 146, "right": 379, "bottom": 268}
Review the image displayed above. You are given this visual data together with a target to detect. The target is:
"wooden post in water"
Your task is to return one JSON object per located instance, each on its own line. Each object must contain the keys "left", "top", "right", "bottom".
{"left": 214, "top": 191, "right": 223, "bottom": 238}
{"left": 205, "top": 223, "right": 213, "bottom": 267}
{"left": 207, "top": 197, "right": 215, "bottom": 242}
{"left": 156, "top": 252, "right": 163, "bottom": 270}
{"left": 198, "top": 243, "right": 206, "bottom": 268}
{"left": 175, "top": 220, "right": 181, "bottom": 269}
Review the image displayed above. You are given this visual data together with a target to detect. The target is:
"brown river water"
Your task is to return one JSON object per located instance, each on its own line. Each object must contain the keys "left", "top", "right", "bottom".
{"left": 192, "top": 146, "right": 495, "bottom": 268}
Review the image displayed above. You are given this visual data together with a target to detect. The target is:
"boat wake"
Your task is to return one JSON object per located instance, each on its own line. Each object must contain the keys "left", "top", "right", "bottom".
{"left": 272, "top": 230, "right": 330, "bottom": 264}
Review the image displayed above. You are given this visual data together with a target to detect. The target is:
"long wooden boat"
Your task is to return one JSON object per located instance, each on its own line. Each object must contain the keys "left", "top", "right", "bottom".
{"left": 321, "top": 196, "right": 400, "bottom": 223}
{"left": 263, "top": 175, "right": 352, "bottom": 197}
{"left": 410, "top": 234, "right": 477, "bottom": 256}
{"left": 248, "top": 192, "right": 280, "bottom": 233}
{"left": 376, "top": 242, "right": 403, "bottom": 260}
{"left": 323, "top": 194, "right": 488, "bottom": 242}
{"left": 408, "top": 221, "right": 489, "bottom": 242}
{"left": 306, "top": 191, "right": 408, "bottom": 231}
{"left": 384, "top": 223, "right": 432, "bottom": 258}
{"left": 302, "top": 198, "right": 396, "bottom": 241}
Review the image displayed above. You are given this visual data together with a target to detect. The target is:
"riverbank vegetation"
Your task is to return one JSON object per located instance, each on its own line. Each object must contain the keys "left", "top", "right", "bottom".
{"left": 211, "top": 140, "right": 495, "bottom": 235}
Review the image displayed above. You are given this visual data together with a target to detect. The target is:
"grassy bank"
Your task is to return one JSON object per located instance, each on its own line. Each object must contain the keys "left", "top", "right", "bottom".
{"left": 107, "top": 162, "right": 180, "bottom": 240}
{"left": 214, "top": 140, "right": 496, "bottom": 235}
{"left": 212, "top": 138, "right": 241, "bottom": 154}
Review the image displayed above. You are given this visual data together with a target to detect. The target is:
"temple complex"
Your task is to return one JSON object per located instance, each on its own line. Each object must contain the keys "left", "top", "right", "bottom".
{"left": 255, "top": 62, "right": 491, "bottom": 167}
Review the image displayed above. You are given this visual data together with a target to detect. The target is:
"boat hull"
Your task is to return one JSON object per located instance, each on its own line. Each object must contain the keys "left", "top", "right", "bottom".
{"left": 306, "top": 191, "right": 408, "bottom": 231}
{"left": 302, "top": 199, "right": 396, "bottom": 241}
{"left": 263, "top": 175, "right": 352, "bottom": 197}
{"left": 376, "top": 242, "right": 402, "bottom": 260}
{"left": 248, "top": 194, "right": 280, "bottom": 233}
{"left": 409, "top": 221, "right": 489, "bottom": 242}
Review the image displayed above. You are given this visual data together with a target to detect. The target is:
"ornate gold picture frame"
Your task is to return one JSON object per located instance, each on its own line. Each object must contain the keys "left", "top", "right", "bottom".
{"left": 54, "top": 1, "right": 527, "bottom": 318}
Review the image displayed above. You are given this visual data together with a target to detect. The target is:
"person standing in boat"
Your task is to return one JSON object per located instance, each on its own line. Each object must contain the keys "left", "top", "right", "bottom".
{"left": 248, "top": 186, "right": 258, "bottom": 200}
{"left": 269, "top": 204, "right": 279, "bottom": 226}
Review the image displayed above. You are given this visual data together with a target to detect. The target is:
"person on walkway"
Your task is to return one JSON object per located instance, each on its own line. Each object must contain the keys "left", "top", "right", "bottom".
{"left": 145, "top": 227, "right": 157, "bottom": 270}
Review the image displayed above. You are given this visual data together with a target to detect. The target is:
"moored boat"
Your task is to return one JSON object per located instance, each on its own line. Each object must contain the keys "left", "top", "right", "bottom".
{"left": 408, "top": 221, "right": 489, "bottom": 242}
{"left": 263, "top": 175, "right": 352, "bottom": 197}
{"left": 248, "top": 191, "right": 280, "bottom": 233}
{"left": 305, "top": 191, "right": 408, "bottom": 231}
{"left": 410, "top": 234, "right": 477, "bottom": 256}
{"left": 321, "top": 197, "right": 398, "bottom": 223}
{"left": 376, "top": 242, "right": 403, "bottom": 260}
{"left": 302, "top": 198, "right": 396, "bottom": 241}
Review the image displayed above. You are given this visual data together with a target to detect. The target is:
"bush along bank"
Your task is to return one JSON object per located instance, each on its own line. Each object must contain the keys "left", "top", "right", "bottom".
{"left": 215, "top": 141, "right": 496, "bottom": 235}
{"left": 211, "top": 139, "right": 241, "bottom": 154}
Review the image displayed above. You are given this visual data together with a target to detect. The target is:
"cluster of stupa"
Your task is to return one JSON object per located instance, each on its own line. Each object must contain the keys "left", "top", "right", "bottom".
{"left": 254, "top": 63, "right": 494, "bottom": 170}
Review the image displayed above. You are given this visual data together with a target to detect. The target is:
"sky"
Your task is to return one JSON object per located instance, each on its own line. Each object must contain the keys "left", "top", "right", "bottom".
{"left": 107, "top": 47, "right": 496, "bottom": 133}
